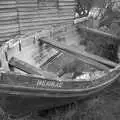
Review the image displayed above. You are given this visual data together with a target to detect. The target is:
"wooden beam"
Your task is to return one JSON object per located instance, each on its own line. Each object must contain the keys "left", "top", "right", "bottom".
{"left": 38, "top": 36, "right": 117, "bottom": 70}
{"left": 40, "top": 51, "right": 62, "bottom": 68}
{"left": 8, "top": 57, "right": 59, "bottom": 80}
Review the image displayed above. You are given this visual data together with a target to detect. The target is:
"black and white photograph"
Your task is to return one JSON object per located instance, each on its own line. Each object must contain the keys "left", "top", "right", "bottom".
{"left": 0, "top": 0, "right": 120, "bottom": 119}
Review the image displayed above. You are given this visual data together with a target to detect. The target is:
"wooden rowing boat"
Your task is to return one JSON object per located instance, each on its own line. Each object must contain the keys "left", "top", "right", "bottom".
{"left": 0, "top": 25, "right": 120, "bottom": 117}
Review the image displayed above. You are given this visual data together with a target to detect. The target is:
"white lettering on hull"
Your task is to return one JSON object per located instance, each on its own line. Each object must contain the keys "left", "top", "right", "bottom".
{"left": 36, "top": 80, "right": 63, "bottom": 88}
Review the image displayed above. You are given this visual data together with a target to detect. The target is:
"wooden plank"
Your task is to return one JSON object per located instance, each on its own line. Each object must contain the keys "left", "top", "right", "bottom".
{"left": 19, "top": 0, "right": 36, "bottom": 2}
{"left": 0, "top": 17, "right": 17, "bottom": 21}
{"left": 20, "top": 9, "right": 73, "bottom": 15}
{"left": 19, "top": 13, "right": 73, "bottom": 19}
{"left": 20, "top": 27, "right": 50, "bottom": 33}
{"left": 0, "top": 1, "right": 17, "bottom": 43}
{"left": 0, "top": 20, "right": 17, "bottom": 26}
{"left": 17, "top": 0, "right": 74, "bottom": 2}
{"left": 18, "top": 9, "right": 73, "bottom": 15}
{"left": 18, "top": 8, "right": 37, "bottom": 12}
{"left": 17, "top": 4, "right": 37, "bottom": 8}
{"left": 0, "top": 24, "right": 18, "bottom": 31}
{"left": 19, "top": 11, "right": 37, "bottom": 15}
{"left": 19, "top": 11, "right": 73, "bottom": 18}
{"left": 20, "top": 17, "right": 73, "bottom": 23}
{"left": 59, "top": 3, "right": 76, "bottom": 6}
{"left": 38, "top": 34, "right": 117, "bottom": 69}
{"left": 0, "top": 33, "right": 19, "bottom": 42}
{"left": 59, "top": 5, "right": 75, "bottom": 8}
{"left": 0, "top": 33, "right": 18, "bottom": 39}
{"left": 19, "top": 7, "right": 73, "bottom": 12}
{"left": 17, "top": 0, "right": 36, "bottom": 2}
{"left": 0, "top": 31, "right": 19, "bottom": 37}
{"left": 0, "top": 8, "right": 16, "bottom": 13}
{"left": 0, "top": 12, "right": 17, "bottom": 17}
{"left": 0, "top": 1, "right": 16, "bottom": 5}
{"left": 0, "top": 28, "right": 18, "bottom": 34}
{"left": 8, "top": 57, "right": 59, "bottom": 80}
{"left": 59, "top": 0, "right": 75, "bottom": 1}
{"left": 38, "top": 6, "right": 74, "bottom": 10}
{"left": 0, "top": 0, "right": 76, "bottom": 44}
{"left": 0, "top": 16, "right": 17, "bottom": 21}
{"left": 19, "top": 16, "right": 73, "bottom": 23}
{"left": 20, "top": 22, "right": 72, "bottom": 34}
{"left": 0, "top": 5, "right": 16, "bottom": 9}
{"left": 20, "top": 22, "right": 73, "bottom": 31}
{"left": 20, "top": 18, "right": 73, "bottom": 27}
{"left": 19, "top": 14, "right": 71, "bottom": 20}
{"left": 18, "top": 6, "right": 74, "bottom": 11}
{"left": 0, "top": 25, "right": 18, "bottom": 31}
{"left": 18, "top": 1, "right": 74, "bottom": 4}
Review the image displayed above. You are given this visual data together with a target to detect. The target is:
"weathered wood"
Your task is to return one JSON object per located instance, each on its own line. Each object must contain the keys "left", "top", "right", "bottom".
{"left": 8, "top": 57, "right": 59, "bottom": 80}
{"left": 0, "top": 9, "right": 16, "bottom": 13}
{"left": 17, "top": 0, "right": 35, "bottom": 3}
{"left": 0, "top": 0, "right": 18, "bottom": 42}
{"left": 19, "top": 13, "right": 73, "bottom": 20}
{"left": 0, "top": 16, "right": 17, "bottom": 21}
{"left": 20, "top": 18, "right": 73, "bottom": 24}
{"left": 19, "top": 8, "right": 73, "bottom": 13}
{"left": 38, "top": 36, "right": 117, "bottom": 69}
{"left": 0, "top": 32, "right": 18, "bottom": 38}
{"left": 19, "top": 16, "right": 74, "bottom": 24}
{"left": 0, "top": 12, "right": 17, "bottom": 18}
{"left": 20, "top": 22, "right": 71, "bottom": 30}
{"left": 0, "top": 20, "right": 17, "bottom": 26}
{"left": 0, "top": 27, "right": 18, "bottom": 34}
{"left": 0, "top": 0, "right": 76, "bottom": 43}
{"left": 40, "top": 51, "right": 62, "bottom": 68}
{"left": 20, "top": 23, "right": 71, "bottom": 34}
{"left": 0, "top": 65, "right": 120, "bottom": 91}
{"left": 74, "top": 17, "right": 89, "bottom": 24}
{"left": 0, "top": 4, "right": 16, "bottom": 9}
{"left": 0, "top": 1, "right": 16, "bottom": 5}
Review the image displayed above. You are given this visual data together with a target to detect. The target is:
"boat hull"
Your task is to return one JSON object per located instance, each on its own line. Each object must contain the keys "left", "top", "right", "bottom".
{"left": 0, "top": 26, "right": 120, "bottom": 117}
{"left": 0, "top": 74, "right": 119, "bottom": 117}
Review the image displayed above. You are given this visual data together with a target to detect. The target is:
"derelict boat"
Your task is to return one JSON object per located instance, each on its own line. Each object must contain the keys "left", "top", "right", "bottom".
{"left": 0, "top": 25, "right": 120, "bottom": 116}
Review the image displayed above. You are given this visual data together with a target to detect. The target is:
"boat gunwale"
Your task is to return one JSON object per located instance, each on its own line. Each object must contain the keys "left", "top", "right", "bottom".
{"left": 0, "top": 72, "right": 119, "bottom": 98}
{"left": 0, "top": 67, "right": 119, "bottom": 93}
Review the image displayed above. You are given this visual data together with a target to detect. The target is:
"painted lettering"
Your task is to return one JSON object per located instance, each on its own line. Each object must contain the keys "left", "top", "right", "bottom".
{"left": 36, "top": 80, "right": 63, "bottom": 88}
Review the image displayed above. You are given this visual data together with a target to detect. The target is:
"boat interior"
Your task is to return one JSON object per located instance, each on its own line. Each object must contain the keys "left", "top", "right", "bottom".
{"left": 0, "top": 0, "right": 120, "bottom": 82}
{"left": 0, "top": 22, "right": 119, "bottom": 82}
